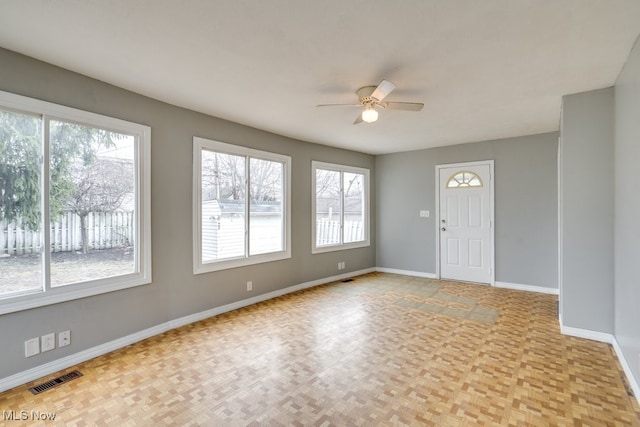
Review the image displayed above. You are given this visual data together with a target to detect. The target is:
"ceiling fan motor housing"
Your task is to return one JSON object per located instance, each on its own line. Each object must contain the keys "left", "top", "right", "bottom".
{"left": 356, "top": 86, "right": 378, "bottom": 103}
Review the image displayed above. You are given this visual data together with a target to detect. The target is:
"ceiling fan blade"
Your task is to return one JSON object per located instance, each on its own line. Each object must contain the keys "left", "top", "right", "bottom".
{"left": 316, "top": 103, "right": 362, "bottom": 107}
{"left": 353, "top": 113, "right": 364, "bottom": 124}
{"left": 379, "top": 101, "right": 424, "bottom": 111}
{"left": 370, "top": 80, "right": 396, "bottom": 102}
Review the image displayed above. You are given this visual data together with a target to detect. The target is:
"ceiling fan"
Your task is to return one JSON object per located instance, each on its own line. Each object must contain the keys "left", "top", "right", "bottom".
{"left": 317, "top": 79, "right": 424, "bottom": 124}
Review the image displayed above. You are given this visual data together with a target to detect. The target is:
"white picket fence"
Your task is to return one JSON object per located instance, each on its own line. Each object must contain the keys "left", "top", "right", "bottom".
{"left": 316, "top": 219, "right": 364, "bottom": 245}
{"left": 2, "top": 213, "right": 359, "bottom": 256}
{"left": 1, "top": 211, "right": 134, "bottom": 255}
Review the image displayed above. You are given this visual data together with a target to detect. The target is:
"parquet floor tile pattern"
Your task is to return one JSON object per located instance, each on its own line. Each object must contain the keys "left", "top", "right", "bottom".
{"left": 1, "top": 273, "right": 639, "bottom": 426}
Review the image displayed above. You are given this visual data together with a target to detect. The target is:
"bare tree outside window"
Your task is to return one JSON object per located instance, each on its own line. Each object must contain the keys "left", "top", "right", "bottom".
{"left": 249, "top": 158, "right": 283, "bottom": 255}
{"left": 49, "top": 120, "right": 136, "bottom": 287}
{"left": 343, "top": 172, "right": 364, "bottom": 243}
{"left": 315, "top": 169, "right": 341, "bottom": 246}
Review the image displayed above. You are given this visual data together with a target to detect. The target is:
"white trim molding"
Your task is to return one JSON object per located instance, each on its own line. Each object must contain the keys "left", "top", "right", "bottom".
{"left": 375, "top": 267, "right": 436, "bottom": 279}
{"left": 561, "top": 323, "right": 640, "bottom": 405}
{"left": 0, "top": 268, "right": 375, "bottom": 394}
{"left": 611, "top": 339, "right": 640, "bottom": 404}
{"left": 494, "top": 281, "right": 559, "bottom": 295}
{"left": 560, "top": 324, "right": 614, "bottom": 343}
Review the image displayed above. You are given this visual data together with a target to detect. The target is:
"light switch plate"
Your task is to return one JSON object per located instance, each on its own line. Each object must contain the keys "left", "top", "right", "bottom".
{"left": 25, "top": 337, "right": 40, "bottom": 357}
{"left": 419, "top": 210, "right": 430, "bottom": 218}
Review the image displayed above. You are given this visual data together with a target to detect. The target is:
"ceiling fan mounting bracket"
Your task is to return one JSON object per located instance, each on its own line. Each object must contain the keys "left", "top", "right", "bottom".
{"left": 356, "top": 86, "right": 377, "bottom": 101}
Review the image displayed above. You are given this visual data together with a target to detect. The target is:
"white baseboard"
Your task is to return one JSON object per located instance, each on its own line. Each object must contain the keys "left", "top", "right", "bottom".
{"left": 0, "top": 268, "right": 375, "bottom": 394}
{"left": 561, "top": 323, "right": 640, "bottom": 405}
{"left": 375, "top": 267, "right": 436, "bottom": 279}
{"left": 611, "top": 339, "right": 640, "bottom": 402}
{"left": 375, "top": 271, "right": 559, "bottom": 296}
{"left": 560, "top": 324, "right": 614, "bottom": 344}
{"left": 494, "top": 281, "right": 559, "bottom": 295}
{"left": 0, "top": 323, "right": 170, "bottom": 395}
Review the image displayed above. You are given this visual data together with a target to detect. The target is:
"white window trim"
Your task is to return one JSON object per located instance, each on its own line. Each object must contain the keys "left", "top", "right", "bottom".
{"left": 193, "top": 137, "right": 292, "bottom": 274}
{"left": 0, "top": 90, "right": 152, "bottom": 315}
{"left": 312, "top": 161, "right": 370, "bottom": 254}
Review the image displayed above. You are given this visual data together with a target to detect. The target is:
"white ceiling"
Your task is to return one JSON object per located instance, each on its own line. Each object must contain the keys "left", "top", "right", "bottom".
{"left": 1, "top": 1, "right": 639, "bottom": 154}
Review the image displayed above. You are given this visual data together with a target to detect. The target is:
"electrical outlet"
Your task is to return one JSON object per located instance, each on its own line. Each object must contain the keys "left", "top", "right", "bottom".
{"left": 25, "top": 337, "right": 40, "bottom": 357}
{"left": 338, "top": 261, "right": 346, "bottom": 270}
{"left": 247, "top": 281, "right": 252, "bottom": 291}
{"left": 41, "top": 333, "right": 55, "bottom": 352}
{"left": 59, "top": 330, "right": 71, "bottom": 347}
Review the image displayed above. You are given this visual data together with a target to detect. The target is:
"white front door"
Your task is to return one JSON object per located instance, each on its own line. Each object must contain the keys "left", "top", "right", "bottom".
{"left": 438, "top": 162, "right": 493, "bottom": 284}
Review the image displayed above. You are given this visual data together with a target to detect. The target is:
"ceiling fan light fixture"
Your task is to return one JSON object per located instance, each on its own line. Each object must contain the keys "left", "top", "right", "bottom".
{"left": 317, "top": 80, "right": 422, "bottom": 125}
{"left": 361, "top": 106, "right": 378, "bottom": 123}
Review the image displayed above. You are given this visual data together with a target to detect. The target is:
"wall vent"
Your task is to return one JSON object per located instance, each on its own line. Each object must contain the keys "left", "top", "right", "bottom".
{"left": 28, "top": 370, "right": 83, "bottom": 395}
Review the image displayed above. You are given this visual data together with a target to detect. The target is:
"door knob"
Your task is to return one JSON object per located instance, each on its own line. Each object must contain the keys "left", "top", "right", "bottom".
{"left": 441, "top": 227, "right": 446, "bottom": 231}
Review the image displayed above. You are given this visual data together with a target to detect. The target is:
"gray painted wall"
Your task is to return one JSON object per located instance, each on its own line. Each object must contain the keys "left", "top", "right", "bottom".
{"left": 0, "top": 48, "right": 376, "bottom": 379}
{"left": 614, "top": 36, "right": 640, "bottom": 384}
{"left": 559, "top": 87, "right": 614, "bottom": 333}
{"left": 376, "top": 133, "right": 558, "bottom": 289}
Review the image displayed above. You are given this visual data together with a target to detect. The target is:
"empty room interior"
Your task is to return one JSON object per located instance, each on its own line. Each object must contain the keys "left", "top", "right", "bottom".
{"left": 1, "top": 1, "right": 640, "bottom": 425}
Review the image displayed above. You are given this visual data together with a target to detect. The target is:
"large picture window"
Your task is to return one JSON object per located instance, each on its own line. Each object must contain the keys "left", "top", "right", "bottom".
{"left": 0, "top": 90, "right": 151, "bottom": 314}
{"left": 193, "top": 137, "right": 291, "bottom": 273}
{"left": 312, "top": 161, "right": 370, "bottom": 253}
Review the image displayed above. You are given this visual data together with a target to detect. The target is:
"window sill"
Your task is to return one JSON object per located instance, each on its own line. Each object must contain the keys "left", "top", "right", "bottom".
{"left": 312, "top": 240, "right": 370, "bottom": 254}
{"left": 194, "top": 251, "right": 291, "bottom": 274}
{"left": 0, "top": 273, "right": 152, "bottom": 315}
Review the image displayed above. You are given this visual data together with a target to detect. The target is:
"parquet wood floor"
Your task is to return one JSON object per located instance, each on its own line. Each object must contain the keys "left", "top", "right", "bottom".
{"left": 1, "top": 273, "right": 639, "bottom": 426}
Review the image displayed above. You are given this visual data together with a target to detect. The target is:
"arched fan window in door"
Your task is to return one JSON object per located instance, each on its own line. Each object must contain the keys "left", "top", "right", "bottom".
{"left": 446, "top": 171, "right": 483, "bottom": 188}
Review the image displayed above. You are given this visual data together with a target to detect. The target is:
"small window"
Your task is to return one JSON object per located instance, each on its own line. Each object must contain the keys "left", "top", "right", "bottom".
{"left": 446, "top": 171, "right": 483, "bottom": 188}
{"left": 312, "top": 161, "right": 370, "bottom": 253}
{"left": 193, "top": 137, "right": 291, "bottom": 273}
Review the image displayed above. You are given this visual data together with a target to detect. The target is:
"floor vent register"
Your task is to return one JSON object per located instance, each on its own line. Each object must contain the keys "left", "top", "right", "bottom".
{"left": 28, "top": 370, "right": 83, "bottom": 395}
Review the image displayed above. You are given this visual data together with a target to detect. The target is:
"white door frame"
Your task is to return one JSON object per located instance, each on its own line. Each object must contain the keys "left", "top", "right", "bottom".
{"left": 435, "top": 160, "right": 495, "bottom": 285}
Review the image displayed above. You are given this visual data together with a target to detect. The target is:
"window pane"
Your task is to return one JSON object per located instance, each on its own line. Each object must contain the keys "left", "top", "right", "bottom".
{"left": 49, "top": 120, "right": 136, "bottom": 287}
{"left": 201, "top": 150, "right": 246, "bottom": 262}
{"left": 344, "top": 172, "right": 365, "bottom": 243}
{"left": 315, "top": 169, "right": 341, "bottom": 246}
{"left": 447, "top": 171, "right": 482, "bottom": 188}
{"left": 0, "top": 110, "right": 43, "bottom": 296}
{"left": 249, "top": 158, "right": 283, "bottom": 255}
